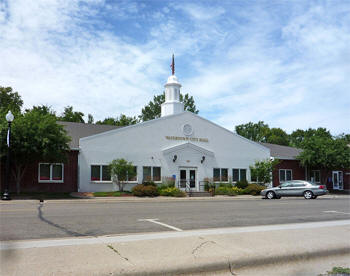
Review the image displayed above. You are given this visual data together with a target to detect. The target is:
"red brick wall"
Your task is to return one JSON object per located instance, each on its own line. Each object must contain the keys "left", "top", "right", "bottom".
{"left": 272, "top": 160, "right": 305, "bottom": 187}
{"left": 4, "top": 150, "right": 78, "bottom": 193}
{"left": 321, "top": 168, "right": 350, "bottom": 191}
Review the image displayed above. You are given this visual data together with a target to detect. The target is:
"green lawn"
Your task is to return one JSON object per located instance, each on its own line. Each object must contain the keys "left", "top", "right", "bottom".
{"left": 93, "top": 191, "right": 132, "bottom": 197}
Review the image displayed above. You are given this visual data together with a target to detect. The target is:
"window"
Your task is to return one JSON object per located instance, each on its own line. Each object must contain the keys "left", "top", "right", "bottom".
{"left": 91, "top": 165, "right": 111, "bottom": 182}
{"left": 310, "top": 170, "right": 320, "bottom": 183}
{"left": 279, "top": 169, "right": 292, "bottom": 182}
{"left": 39, "top": 163, "right": 63, "bottom": 182}
{"left": 128, "top": 166, "right": 137, "bottom": 182}
{"left": 143, "top": 166, "right": 161, "bottom": 182}
{"left": 213, "top": 168, "right": 228, "bottom": 182}
{"left": 232, "top": 168, "right": 247, "bottom": 182}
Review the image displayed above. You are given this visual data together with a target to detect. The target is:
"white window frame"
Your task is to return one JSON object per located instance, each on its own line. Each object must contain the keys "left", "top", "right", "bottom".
{"left": 143, "top": 166, "right": 162, "bottom": 183}
{"left": 38, "top": 163, "right": 64, "bottom": 183}
{"left": 213, "top": 168, "right": 229, "bottom": 182}
{"left": 90, "top": 164, "right": 111, "bottom": 183}
{"left": 310, "top": 170, "right": 321, "bottom": 183}
{"left": 126, "top": 166, "right": 138, "bottom": 183}
{"left": 232, "top": 168, "right": 247, "bottom": 182}
{"left": 279, "top": 169, "right": 293, "bottom": 183}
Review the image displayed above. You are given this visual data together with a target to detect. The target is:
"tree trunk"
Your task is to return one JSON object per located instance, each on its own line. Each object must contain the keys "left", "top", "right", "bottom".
{"left": 118, "top": 181, "right": 124, "bottom": 192}
{"left": 12, "top": 164, "right": 26, "bottom": 195}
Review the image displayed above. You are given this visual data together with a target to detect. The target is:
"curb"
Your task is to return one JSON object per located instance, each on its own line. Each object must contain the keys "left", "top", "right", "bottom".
{"left": 122, "top": 247, "right": 350, "bottom": 276}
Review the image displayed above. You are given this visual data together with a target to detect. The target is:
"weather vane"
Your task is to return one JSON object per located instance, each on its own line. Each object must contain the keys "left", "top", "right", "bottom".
{"left": 171, "top": 54, "right": 175, "bottom": 75}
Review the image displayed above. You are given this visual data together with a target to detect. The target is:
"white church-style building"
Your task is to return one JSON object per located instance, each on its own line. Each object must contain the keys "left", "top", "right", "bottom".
{"left": 77, "top": 61, "right": 270, "bottom": 192}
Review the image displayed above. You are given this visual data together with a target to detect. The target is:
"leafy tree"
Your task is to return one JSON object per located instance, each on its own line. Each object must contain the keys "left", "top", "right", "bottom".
{"left": 235, "top": 121, "right": 289, "bottom": 146}
{"left": 335, "top": 133, "right": 350, "bottom": 144}
{"left": 139, "top": 92, "right": 199, "bottom": 122}
{"left": 87, "top": 114, "right": 94, "bottom": 124}
{"left": 266, "top": 128, "right": 289, "bottom": 146}
{"left": 0, "top": 86, "right": 23, "bottom": 115}
{"left": 96, "top": 114, "right": 138, "bottom": 126}
{"left": 235, "top": 121, "right": 270, "bottom": 142}
{"left": 289, "top": 128, "right": 332, "bottom": 148}
{"left": 25, "top": 105, "right": 56, "bottom": 117}
{"left": 0, "top": 108, "right": 70, "bottom": 194}
{"left": 250, "top": 159, "right": 280, "bottom": 184}
{"left": 59, "top": 106, "right": 85, "bottom": 123}
{"left": 298, "top": 136, "right": 350, "bottom": 184}
{"left": 109, "top": 159, "right": 136, "bottom": 192}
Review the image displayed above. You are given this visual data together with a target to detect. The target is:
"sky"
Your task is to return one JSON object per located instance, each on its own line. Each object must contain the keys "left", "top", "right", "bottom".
{"left": 0, "top": 0, "right": 349, "bottom": 135}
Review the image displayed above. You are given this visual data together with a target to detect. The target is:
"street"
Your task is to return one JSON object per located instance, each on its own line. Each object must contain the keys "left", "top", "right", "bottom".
{"left": 1, "top": 197, "right": 349, "bottom": 241}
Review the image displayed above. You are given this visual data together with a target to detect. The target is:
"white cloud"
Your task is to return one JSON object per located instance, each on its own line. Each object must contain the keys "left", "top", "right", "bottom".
{"left": 0, "top": 0, "right": 349, "bottom": 135}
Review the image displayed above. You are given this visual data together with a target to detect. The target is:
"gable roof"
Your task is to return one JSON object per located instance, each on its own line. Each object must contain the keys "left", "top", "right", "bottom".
{"left": 57, "top": 121, "right": 119, "bottom": 149}
{"left": 79, "top": 111, "right": 269, "bottom": 153}
{"left": 162, "top": 142, "right": 215, "bottom": 157}
{"left": 259, "top": 142, "right": 302, "bottom": 160}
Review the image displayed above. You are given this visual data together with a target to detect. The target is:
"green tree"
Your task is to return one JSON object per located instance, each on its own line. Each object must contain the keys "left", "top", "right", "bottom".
{"left": 96, "top": 114, "right": 138, "bottom": 127}
{"left": 266, "top": 128, "right": 289, "bottom": 146}
{"left": 250, "top": 159, "right": 280, "bottom": 184}
{"left": 235, "top": 121, "right": 270, "bottom": 142}
{"left": 25, "top": 105, "right": 56, "bottom": 117}
{"left": 109, "top": 159, "right": 136, "bottom": 192}
{"left": 0, "top": 86, "right": 23, "bottom": 115}
{"left": 298, "top": 136, "right": 350, "bottom": 184}
{"left": 0, "top": 108, "right": 70, "bottom": 194}
{"left": 235, "top": 122, "right": 289, "bottom": 146}
{"left": 289, "top": 128, "right": 332, "bottom": 148}
{"left": 139, "top": 92, "right": 199, "bottom": 122}
{"left": 59, "top": 106, "right": 85, "bottom": 123}
{"left": 87, "top": 114, "right": 94, "bottom": 124}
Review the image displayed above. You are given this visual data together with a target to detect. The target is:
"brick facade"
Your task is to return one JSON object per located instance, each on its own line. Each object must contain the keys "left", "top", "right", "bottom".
{"left": 272, "top": 160, "right": 305, "bottom": 187}
{"left": 272, "top": 159, "right": 349, "bottom": 191}
{"left": 0, "top": 150, "right": 78, "bottom": 193}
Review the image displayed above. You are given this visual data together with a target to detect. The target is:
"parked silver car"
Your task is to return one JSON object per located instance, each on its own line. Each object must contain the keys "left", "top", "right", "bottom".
{"left": 261, "top": 180, "right": 328, "bottom": 199}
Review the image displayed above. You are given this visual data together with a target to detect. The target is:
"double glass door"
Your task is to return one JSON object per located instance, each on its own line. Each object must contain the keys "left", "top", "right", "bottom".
{"left": 179, "top": 168, "right": 196, "bottom": 190}
{"left": 333, "top": 171, "right": 343, "bottom": 190}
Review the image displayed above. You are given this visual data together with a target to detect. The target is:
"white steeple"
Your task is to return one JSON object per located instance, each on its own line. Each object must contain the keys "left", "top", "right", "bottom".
{"left": 161, "top": 55, "right": 184, "bottom": 117}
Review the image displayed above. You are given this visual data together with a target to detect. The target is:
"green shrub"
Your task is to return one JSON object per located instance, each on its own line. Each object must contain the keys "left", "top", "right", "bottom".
{"left": 236, "top": 179, "right": 249, "bottom": 189}
{"left": 219, "top": 183, "right": 232, "bottom": 188}
{"left": 132, "top": 184, "right": 159, "bottom": 197}
{"left": 215, "top": 186, "right": 243, "bottom": 196}
{"left": 231, "top": 186, "right": 245, "bottom": 195}
{"left": 159, "top": 187, "right": 186, "bottom": 197}
{"left": 243, "top": 183, "right": 265, "bottom": 195}
{"left": 326, "top": 267, "right": 350, "bottom": 275}
{"left": 142, "top": 181, "right": 156, "bottom": 187}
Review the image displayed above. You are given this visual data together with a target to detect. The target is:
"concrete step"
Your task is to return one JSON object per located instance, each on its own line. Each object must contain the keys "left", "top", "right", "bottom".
{"left": 187, "top": 191, "right": 212, "bottom": 197}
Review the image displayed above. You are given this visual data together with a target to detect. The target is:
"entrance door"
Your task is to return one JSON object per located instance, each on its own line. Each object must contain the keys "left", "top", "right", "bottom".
{"left": 179, "top": 168, "right": 197, "bottom": 190}
{"left": 333, "top": 171, "right": 343, "bottom": 190}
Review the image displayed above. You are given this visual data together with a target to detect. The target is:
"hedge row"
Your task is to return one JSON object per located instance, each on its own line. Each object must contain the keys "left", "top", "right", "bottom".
{"left": 131, "top": 183, "right": 186, "bottom": 197}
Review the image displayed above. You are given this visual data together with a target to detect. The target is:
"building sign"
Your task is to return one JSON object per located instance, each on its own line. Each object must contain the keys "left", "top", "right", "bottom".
{"left": 165, "top": 136, "right": 209, "bottom": 142}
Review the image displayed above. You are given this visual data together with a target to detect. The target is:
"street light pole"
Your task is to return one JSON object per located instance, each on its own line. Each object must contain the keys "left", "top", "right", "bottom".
{"left": 2, "top": 111, "right": 14, "bottom": 200}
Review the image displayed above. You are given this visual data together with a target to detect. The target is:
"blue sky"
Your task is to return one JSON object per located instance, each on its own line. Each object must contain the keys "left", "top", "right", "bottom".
{"left": 0, "top": 0, "right": 349, "bottom": 134}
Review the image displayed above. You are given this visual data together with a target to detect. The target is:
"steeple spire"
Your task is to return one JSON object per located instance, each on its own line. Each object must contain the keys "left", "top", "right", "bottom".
{"left": 171, "top": 54, "right": 175, "bottom": 75}
{"left": 161, "top": 55, "right": 184, "bottom": 117}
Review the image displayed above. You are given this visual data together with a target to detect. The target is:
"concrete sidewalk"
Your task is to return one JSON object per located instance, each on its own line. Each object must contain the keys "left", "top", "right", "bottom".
{"left": 1, "top": 220, "right": 350, "bottom": 276}
{"left": 1, "top": 193, "right": 349, "bottom": 205}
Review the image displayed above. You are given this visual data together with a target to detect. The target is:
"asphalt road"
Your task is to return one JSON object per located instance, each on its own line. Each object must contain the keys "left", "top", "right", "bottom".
{"left": 1, "top": 197, "right": 349, "bottom": 241}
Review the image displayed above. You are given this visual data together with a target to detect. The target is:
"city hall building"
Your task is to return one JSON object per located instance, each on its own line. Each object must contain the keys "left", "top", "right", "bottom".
{"left": 1, "top": 64, "right": 348, "bottom": 194}
{"left": 77, "top": 73, "right": 269, "bottom": 192}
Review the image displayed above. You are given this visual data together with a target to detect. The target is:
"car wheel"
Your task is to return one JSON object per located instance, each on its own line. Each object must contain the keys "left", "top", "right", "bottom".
{"left": 312, "top": 195, "right": 318, "bottom": 199}
{"left": 266, "top": 191, "right": 275, "bottom": 199}
{"left": 304, "top": 190, "right": 313, "bottom": 199}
